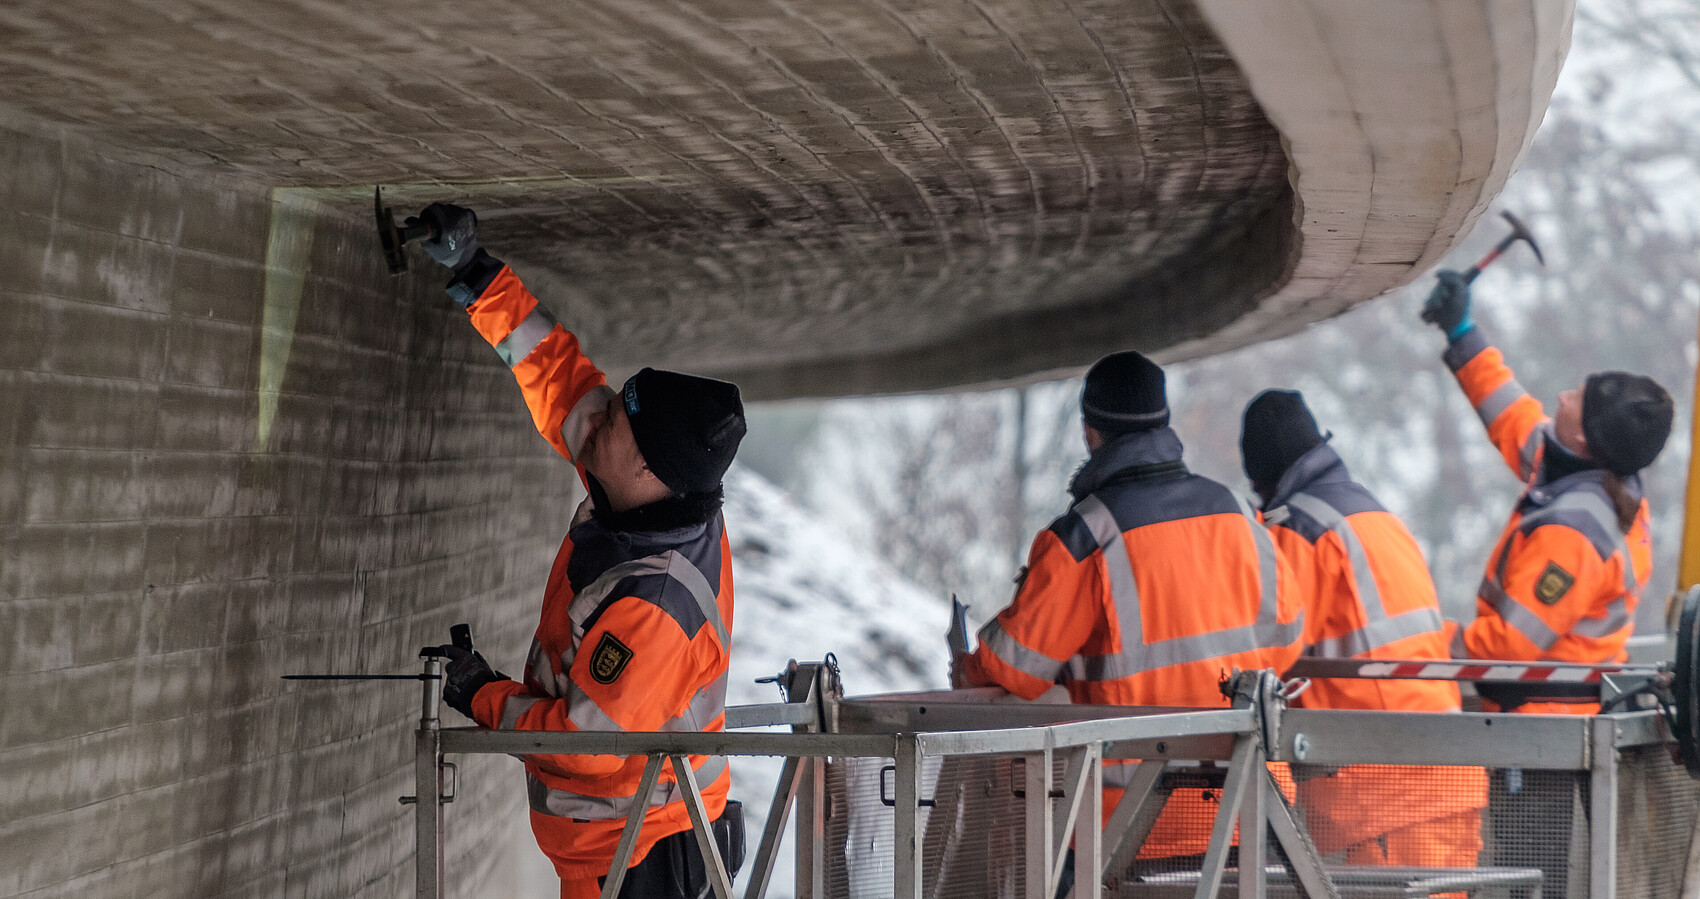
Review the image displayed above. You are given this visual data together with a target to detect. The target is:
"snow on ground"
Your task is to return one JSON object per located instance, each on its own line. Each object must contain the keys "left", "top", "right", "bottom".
{"left": 511, "top": 464, "right": 954, "bottom": 897}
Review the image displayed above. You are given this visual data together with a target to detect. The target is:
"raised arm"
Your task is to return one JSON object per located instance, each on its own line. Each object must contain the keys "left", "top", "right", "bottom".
{"left": 419, "top": 203, "right": 615, "bottom": 484}
{"left": 1424, "top": 269, "right": 1552, "bottom": 481}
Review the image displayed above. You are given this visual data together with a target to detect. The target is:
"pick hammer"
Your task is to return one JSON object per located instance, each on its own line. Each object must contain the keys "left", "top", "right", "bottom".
{"left": 375, "top": 186, "right": 437, "bottom": 275}
{"left": 1463, "top": 210, "right": 1544, "bottom": 283}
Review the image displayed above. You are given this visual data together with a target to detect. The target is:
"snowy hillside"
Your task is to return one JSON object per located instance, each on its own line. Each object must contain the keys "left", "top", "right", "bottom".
{"left": 723, "top": 464, "right": 953, "bottom": 703}
{"left": 510, "top": 464, "right": 955, "bottom": 897}
{"left": 719, "top": 465, "right": 953, "bottom": 899}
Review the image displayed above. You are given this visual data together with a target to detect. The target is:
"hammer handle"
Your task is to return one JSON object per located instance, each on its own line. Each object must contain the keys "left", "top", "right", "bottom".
{"left": 1465, "top": 229, "right": 1526, "bottom": 283}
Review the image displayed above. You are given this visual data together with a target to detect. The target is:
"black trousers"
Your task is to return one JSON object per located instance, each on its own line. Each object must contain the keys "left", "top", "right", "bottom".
{"left": 605, "top": 828, "right": 711, "bottom": 899}
{"left": 600, "top": 802, "right": 744, "bottom": 899}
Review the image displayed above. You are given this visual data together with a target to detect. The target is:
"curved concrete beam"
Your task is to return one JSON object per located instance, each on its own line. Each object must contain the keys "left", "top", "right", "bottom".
{"left": 1175, "top": 0, "right": 1575, "bottom": 359}
{"left": 0, "top": 0, "right": 1572, "bottom": 400}
{"left": 708, "top": 0, "right": 1577, "bottom": 395}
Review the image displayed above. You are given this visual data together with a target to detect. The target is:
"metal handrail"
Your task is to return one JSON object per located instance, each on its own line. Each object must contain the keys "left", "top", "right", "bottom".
{"left": 410, "top": 658, "right": 1685, "bottom": 899}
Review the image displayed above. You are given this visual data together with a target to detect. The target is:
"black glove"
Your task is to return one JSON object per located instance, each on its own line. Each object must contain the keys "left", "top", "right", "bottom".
{"left": 437, "top": 644, "right": 510, "bottom": 721}
{"left": 414, "top": 203, "right": 479, "bottom": 272}
{"left": 1420, "top": 269, "right": 1474, "bottom": 340}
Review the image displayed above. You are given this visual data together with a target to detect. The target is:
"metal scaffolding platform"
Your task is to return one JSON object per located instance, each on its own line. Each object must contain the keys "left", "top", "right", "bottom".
{"left": 404, "top": 655, "right": 1700, "bottom": 899}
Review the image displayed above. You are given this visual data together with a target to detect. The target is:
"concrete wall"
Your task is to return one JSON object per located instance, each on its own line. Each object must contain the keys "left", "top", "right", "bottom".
{"left": 0, "top": 121, "right": 570, "bottom": 897}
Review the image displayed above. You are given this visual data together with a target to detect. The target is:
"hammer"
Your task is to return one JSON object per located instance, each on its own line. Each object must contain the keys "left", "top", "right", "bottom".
{"left": 1463, "top": 210, "right": 1544, "bottom": 283}
{"left": 374, "top": 186, "right": 436, "bottom": 275}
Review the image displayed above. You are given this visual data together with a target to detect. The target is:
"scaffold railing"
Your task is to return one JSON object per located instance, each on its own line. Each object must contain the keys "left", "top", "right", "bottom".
{"left": 404, "top": 654, "right": 1700, "bottom": 899}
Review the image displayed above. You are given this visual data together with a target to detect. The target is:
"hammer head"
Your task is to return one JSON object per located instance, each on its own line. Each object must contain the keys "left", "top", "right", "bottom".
{"left": 1499, "top": 210, "right": 1545, "bottom": 267}
{"left": 375, "top": 187, "right": 409, "bottom": 275}
{"left": 374, "top": 187, "right": 435, "bottom": 275}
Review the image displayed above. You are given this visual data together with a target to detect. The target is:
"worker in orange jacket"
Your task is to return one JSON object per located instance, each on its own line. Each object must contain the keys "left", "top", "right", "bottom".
{"left": 1241, "top": 389, "right": 1485, "bottom": 870}
{"left": 1424, "top": 268, "right": 1672, "bottom": 899}
{"left": 957, "top": 350, "right": 1305, "bottom": 865}
{"left": 416, "top": 204, "right": 746, "bottom": 899}
{"left": 1424, "top": 269, "right": 1672, "bottom": 708}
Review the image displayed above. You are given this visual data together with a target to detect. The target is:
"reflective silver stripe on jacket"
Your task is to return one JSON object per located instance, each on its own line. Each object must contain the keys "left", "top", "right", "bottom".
{"left": 1571, "top": 593, "right": 1632, "bottom": 639}
{"left": 495, "top": 304, "right": 560, "bottom": 367}
{"left": 567, "top": 551, "right": 730, "bottom": 652}
{"left": 662, "top": 672, "right": 730, "bottom": 732}
{"left": 979, "top": 619, "right": 1065, "bottom": 682}
{"left": 1281, "top": 493, "right": 1443, "bottom": 659}
{"left": 1479, "top": 577, "right": 1561, "bottom": 650}
{"left": 1064, "top": 493, "right": 1298, "bottom": 681}
{"left": 527, "top": 754, "right": 730, "bottom": 820}
{"left": 1475, "top": 379, "right": 1528, "bottom": 429}
{"left": 501, "top": 696, "right": 544, "bottom": 731}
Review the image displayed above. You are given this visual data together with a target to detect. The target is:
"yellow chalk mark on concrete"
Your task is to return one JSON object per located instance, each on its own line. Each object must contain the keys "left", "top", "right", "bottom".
{"left": 257, "top": 188, "right": 320, "bottom": 449}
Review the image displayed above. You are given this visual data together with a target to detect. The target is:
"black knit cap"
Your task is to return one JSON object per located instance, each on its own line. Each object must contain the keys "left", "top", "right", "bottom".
{"left": 1582, "top": 371, "right": 1673, "bottom": 476}
{"left": 1240, "top": 389, "right": 1326, "bottom": 488}
{"left": 1081, "top": 351, "right": 1169, "bottom": 435}
{"left": 622, "top": 368, "right": 747, "bottom": 495}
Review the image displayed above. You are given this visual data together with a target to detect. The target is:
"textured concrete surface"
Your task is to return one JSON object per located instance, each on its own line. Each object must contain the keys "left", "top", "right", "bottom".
{"left": 0, "top": 0, "right": 1571, "bottom": 397}
{"left": 0, "top": 123, "right": 561, "bottom": 898}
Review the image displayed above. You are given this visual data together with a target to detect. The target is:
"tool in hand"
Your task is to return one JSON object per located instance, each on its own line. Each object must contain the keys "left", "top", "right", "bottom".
{"left": 375, "top": 186, "right": 437, "bottom": 275}
{"left": 282, "top": 671, "right": 440, "bottom": 681}
{"left": 1462, "top": 210, "right": 1544, "bottom": 283}
{"left": 946, "top": 595, "right": 970, "bottom": 659}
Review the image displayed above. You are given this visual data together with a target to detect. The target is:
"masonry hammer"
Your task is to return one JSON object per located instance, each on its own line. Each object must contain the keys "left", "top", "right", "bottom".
{"left": 1462, "top": 210, "right": 1544, "bottom": 283}
{"left": 374, "top": 186, "right": 436, "bottom": 275}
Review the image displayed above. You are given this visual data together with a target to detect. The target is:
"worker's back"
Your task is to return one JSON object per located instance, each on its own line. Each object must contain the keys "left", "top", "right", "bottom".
{"left": 967, "top": 427, "right": 1304, "bottom": 860}
{"left": 1259, "top": 444, "right": 1458, "bottom": 713}
{"left": 1044, "top": 467, "right": 1306, "bottom": 708}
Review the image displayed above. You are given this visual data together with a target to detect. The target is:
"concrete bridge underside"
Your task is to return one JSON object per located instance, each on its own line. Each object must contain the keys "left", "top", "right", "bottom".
{"left": 0, "top": 1, "right": 1572, "bottom": 896}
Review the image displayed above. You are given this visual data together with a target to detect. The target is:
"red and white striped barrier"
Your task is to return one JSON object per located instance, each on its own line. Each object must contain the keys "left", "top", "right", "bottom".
{"left": 1285, "top": 657, "right": 1655, "bottom": 685}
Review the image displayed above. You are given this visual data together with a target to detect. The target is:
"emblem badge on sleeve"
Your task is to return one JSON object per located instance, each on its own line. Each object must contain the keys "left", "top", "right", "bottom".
{"left": 590, "top": 633, "right": 634, "bottom": 684}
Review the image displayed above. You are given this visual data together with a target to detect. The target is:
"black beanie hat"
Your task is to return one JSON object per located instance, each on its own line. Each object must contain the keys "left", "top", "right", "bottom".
{"left": 622, "top": 368, "right": 747, "bottom": 495}
{"left": 1582, "top": 371, "right": 1673, "bottom": 476}
{"left": 1081, "top": 351, "right": 1169, "bottom": 434}
{"left": 1240, "top": 389, "right": 1326, "bottom": 488}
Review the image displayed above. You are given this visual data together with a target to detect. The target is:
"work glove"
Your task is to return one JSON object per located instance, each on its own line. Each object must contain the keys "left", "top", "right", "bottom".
{"left": 437, "top": 644, "right": 510, "bottom": 721}
{"left": 414, "top": 203, "right": 480, "bottom": 272}
{"left": 1420, "top": 269, "right": 1474, "bottom": 340}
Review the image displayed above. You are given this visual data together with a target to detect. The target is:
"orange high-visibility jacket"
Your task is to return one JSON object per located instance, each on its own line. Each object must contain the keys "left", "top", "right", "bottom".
{"left": 1259, "top": 443, "right": 1458, "bottom": 713}
{"left": 1446, "top": 328, "right": 1651, "bottom": 714}
{"left": 963, "top": 428, "right": 1304, "bottom": 857}
{"left": 457, "top": 261, "right": 733, "bottom": 879}
{"left": 1258, "top": 443, "right": 1482, "bottom": 867}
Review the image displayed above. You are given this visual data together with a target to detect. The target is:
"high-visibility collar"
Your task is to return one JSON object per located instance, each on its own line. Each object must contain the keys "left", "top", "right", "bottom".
{"left": 1069, "top": 427, "right": 1186, "bottom": 500}
{"left": 1262, "top": 441, "right": 1347, "bottom": 512}
{"left": 1524, "top": 466, "right": 1642, "bottom": 512}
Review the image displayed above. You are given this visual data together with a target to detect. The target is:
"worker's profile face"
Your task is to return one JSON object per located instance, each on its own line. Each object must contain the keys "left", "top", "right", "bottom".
{"left": 582, "top": 394, "right": 649, "bottom": 486}
{"left": 1555, "top": 385, "right": 1588, "bottom": 458}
